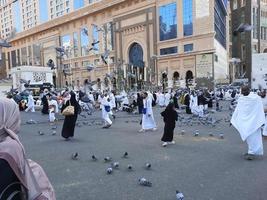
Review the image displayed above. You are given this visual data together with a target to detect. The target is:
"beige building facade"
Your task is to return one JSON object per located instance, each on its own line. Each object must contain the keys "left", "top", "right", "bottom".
{"left": 2, "top": 0, "right": 229, "bottom": 90}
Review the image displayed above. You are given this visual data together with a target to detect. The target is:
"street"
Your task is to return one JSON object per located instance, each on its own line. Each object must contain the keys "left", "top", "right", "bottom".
{"left": 19, "top": 102, "right": 267, "bottom": 200}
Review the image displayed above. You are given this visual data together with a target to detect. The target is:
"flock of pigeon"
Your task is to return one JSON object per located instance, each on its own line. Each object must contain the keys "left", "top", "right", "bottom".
{"left": 70, "top": 151, "right": 184, "bottom": 200}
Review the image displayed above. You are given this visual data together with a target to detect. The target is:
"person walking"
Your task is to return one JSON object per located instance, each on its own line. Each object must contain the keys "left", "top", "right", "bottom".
{"left": 25, "top": 92, "right": 35, "bottom": 112}
{"left": 231, "top": 86, "right": 265, "bottom": 160}
{"left": 139, "top": 92, "right": 157, "bottom": 132}
{"left": 61, "top": 92, "right": 81, "bottom": 140}
{"left": 161, "top": 103, "right": 178, "bottom": 147}
{"left": 137, "top": 93, "right": 144, "bottom": 114}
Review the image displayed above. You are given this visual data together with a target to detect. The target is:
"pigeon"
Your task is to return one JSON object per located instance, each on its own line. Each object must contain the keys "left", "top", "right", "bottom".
{"left": 104, "top": 157, "right": 112, "bottom": 162}
{"left": 76, "top": 123, "right": 82, "bottom": 127}
{"left": 26, "top": 119, "right": 37, "bottom": 124}
{"left": 209, "top": 132, "right": 214, "bottom": 137}
{"left": 106, "top": 167, "right": 113, "bottom": 174}
{"left": 145, "top": 163, "right": 151, "bottom": 170}
{"left": 176, "top": 190, "right": 184, "bottom": 200}
{"left": 38, "top": 131, "right": 44, "bottom": 136}
{"left": 219, "top": 133, "right": 224, "bottom": 139}
{"left": 122, "top": 152, "right": 128, "bottom": 158}
{"left": 83, "top": 121, "right": 89, "bottom": 125}
{"left": 71, "top": 153, "right": 78, "bottom": 160}
{"left": 112, "top": 162, "right": 119, "bottom": 169}
{"left": 91, "top": 155, "right": 98, "bottom": 161}
{"left": 138, "top": 178, "right": 152, "bottom": 187}
{"left": 51, "top": 130, "right": 57, "bottom": 136}
{"left": 194, "top": 130, "right": 199, "bottom": 137}
{"left": 181, "top": 130, "right": 185, "bottom": 135}
{"left": 51, "top": 126, "right": 57, "bottom": 130}
{"left": 80, "top": 114, "right": 87, "bottom": 118}
{"left": 127, "top": 164, "right": 133, "bottom": 170}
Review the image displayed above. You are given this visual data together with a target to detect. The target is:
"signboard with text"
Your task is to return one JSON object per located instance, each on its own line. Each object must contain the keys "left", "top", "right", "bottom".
{"left": 196, "top": 54, "right": 213, "bottom": 78}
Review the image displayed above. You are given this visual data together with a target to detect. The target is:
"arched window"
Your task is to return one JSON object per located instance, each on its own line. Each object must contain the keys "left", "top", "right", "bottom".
{"left": 129, "top": 43, "right": 144, "bottom": 68}
{"left": 173, "top": 71, "right": 180, "bottom": 80}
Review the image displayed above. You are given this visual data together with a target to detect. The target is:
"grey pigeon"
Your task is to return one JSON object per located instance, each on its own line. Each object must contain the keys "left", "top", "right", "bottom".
{"left": 181, "top": 130, "right": 185, "bottom": 135}
{"left": 122, "top": 152, "right": 128, "bottom": 158}
{"left": 71, "top": 152, "right": 78, "bottom": 160}
{"left": 38, "top": 131, "right": 44, "bottom": 136}
{"left": 112, "top": 162, "right": 119, "bottom": 169}
{"left": 26, "top": 119, "right": 37, "bottom": 124}
{"left": 51, "top": 126, "right": 57, "bottom": 130}
{"left": 83, "top": 121, "right": 89, "bottom": 125}
{"left": 92, "top": 155, "right": 98, "bottom": 161}
{"left": 127, "top": 164, "right": 133, "bottom": 170}
{"left": 138, "top": 178, "right": 152, "bottom": 187}
{"left": 176, "top": 190, "right": 184, "bottom": 200}
{"left": 209, "top": 132, "right": 214, "bottom": 137}
{"left": 106, "top": 167, "right": 113, "bottom": 174}
{"left": 194, "top": 130, "right": 199, "bottom": 137}
{"left": 145, "top": 163, "right": 151, "bottom": 170}
{"left": 104, "top": 157, "right": 112, "bottom": 162}
{"left": 219, "top": 133, "right": 224, "bottom": 139}
{"left": 51, "top": 130, "right": 56, "bottom": 136}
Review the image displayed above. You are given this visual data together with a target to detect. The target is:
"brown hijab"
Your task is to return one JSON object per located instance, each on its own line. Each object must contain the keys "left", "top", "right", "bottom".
{"left": 0, "top": 98, "right": 55, "bottom": 200}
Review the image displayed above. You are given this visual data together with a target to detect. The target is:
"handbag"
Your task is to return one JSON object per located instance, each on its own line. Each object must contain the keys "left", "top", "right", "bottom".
{"left": 62, "top": 101, "right": 75, "bottom": 116}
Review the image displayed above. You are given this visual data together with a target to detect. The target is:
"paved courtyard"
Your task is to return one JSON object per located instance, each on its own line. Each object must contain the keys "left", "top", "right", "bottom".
{"left": 18, "top": 102, "right": 267, "bottom": 200}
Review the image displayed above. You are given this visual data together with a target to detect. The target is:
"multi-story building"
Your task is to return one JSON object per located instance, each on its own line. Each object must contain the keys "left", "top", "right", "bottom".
{"left": 231, "top": 0, "right": 267, "bottom": 83}
{"left": 0, "top": 0, "right": 15, "bottom": 39}
{"left": 2, "top": 0, "right": 229, "bottom": 90}
{"left": 0, "top": 0, "right": 95, "bottom": 39}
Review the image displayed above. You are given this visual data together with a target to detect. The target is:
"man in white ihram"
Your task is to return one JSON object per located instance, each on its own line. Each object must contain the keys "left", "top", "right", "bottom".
{"left": 139, "top": 92, "right": 157, "bottom": 132}
{"left": 231, "top": 86, "right": 265, "bottom": 160}
{"left": 25, "top": 92, "right": 35, "bottom": 112}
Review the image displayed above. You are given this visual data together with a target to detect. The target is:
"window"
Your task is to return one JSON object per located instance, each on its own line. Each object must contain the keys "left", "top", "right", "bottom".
{"left": 183, "top": 0, "right": 193, "bottom": 36}
{"left": 241, "top": 44, "right": 246, "bottom": 59}
{"left": 159, "top": 3, "right": 177, "bottom": 41}
{"left": 92, "top": 25, "right": 99, "bottom": 53}
{"left": 160, "top": 46, "right": 178, "bottom": 55}
{"left": 61, "top": 34, "right": 71, "bottom": 59}
{"left": 74, "top": 0, "right": 84, "bottom": 10}
{"left": 214, "top": 0, "right": 227, "bottom": 48}
{"left": 253, "top": 8, "right": 258, "bottom": 39}
{"left": 214, "top": 54, "right": 218, "bottom": 62}
{"left": 184, "top": 44, "right": 193, "bottom": 52}
{"left": 241, "top": 0, "right": 246, "bottom": 7}
{"left": 80, "top": 27, "right": 89, "bottom": 56}
{"left": 233, "top": 0, "right": 237, "bottom": 10}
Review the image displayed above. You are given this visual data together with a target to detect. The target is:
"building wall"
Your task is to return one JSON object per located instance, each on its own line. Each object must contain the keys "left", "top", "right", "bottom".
{"left": 2, "top": 0, "right": 229, "bottom": 89}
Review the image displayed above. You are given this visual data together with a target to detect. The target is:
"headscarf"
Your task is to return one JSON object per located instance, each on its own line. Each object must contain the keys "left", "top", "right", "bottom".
{"left": 0, "top": 98, "right": 44, "bottom": 199}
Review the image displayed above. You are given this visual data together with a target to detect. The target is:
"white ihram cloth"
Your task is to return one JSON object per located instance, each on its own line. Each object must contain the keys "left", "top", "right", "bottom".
{"left": 25, "top": 94, "right": 35, "bottom": 112}
{"left": 164, "top": 93, "right": 171, "bottom": 106}
{"left": 231, "top": 93, "right": 265, "bottom": 155}
{"left": 158, "top": 93, "right": 165, "bottom": 107}
{"left": 101, "top": 98, "right": 112, "bottom": 125}
{"left": 109, "top": 93, "right": 116, "bottom": 109}
{"left": 142, "top": 97, "right": 156, "bottom": 130}
{"left": 190, "top": 95, "right": 199, "bottom": 115}
{"left": 261, "top": 96, "right": 267, "bottom": 136}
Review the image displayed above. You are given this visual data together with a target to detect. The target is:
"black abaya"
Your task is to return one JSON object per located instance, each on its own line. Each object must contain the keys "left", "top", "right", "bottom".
{"left": 184, "top": 94, "right": 191, "bottom": 114}
{"left": 61, "top": 96, "right": 81, "bottom": 139}
{"left": 161, "top": 109, "right": 178, "bottom": 142}
{"left": 0, "top": 159, "right": 22, "bottom": 200}
{"left": 41, "top": 96, "right": 49, "bottom": 114}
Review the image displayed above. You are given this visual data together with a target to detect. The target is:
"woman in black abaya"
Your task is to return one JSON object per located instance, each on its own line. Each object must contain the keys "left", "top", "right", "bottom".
{"left": 41, "top": 94, "right": 49, "bottom": 114}
{"left": 61, "top": 92, "right": 81, "bottom": 140}
{"left": 161, "top": 103, "right": 178, "bottom": 147}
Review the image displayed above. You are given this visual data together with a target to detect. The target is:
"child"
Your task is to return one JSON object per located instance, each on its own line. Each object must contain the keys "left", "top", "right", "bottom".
{"left": 48, "top": 95, "right": 59, "bottom": 125}
{"left": 161, "top": 103, "right": 178, "bottom": 147}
